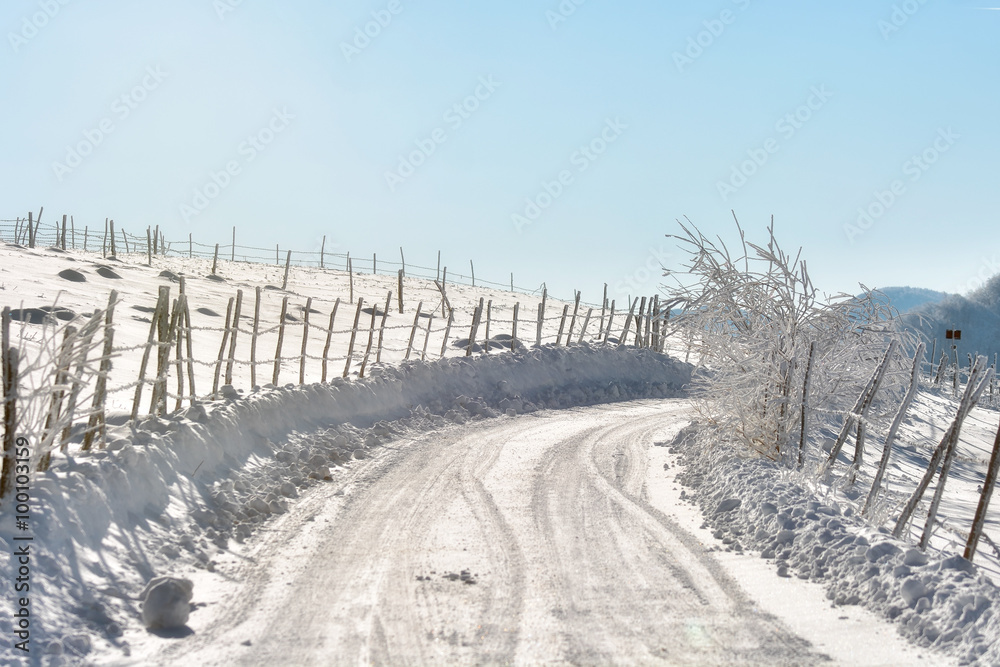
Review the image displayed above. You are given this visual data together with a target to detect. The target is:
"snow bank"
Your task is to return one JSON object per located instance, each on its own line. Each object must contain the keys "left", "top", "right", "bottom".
{"left": 0, "top": 343, "right": 689, "bottom": 663}
{"left": 672, "top": 424, "right": 1000, "bottom": 666}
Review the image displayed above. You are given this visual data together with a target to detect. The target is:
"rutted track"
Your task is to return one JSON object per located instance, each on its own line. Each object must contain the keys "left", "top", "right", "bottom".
{"left": 140, "top": 400, "right": 827, "bottom": 665}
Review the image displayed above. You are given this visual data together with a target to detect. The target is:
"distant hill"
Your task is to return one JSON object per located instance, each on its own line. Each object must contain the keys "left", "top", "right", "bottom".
{"left": 884, "top": 275, "right": 1000, "bottom": 363}
{"left": 875, "top": 286, "right": 950, "bottom": 314}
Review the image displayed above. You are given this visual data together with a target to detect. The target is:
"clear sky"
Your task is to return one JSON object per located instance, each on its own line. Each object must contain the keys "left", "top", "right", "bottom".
{"left": 2, "top": 0, "right": 998, "bottom": 304}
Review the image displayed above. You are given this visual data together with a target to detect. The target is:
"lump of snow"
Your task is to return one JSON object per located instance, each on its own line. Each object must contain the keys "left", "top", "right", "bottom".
{"left": 900, "top": 578, "right": 928, "bottom": 608}
{"left": 903, "top": 549, "right": 929, "bottom": 567}
{"left": 938, "top": 555, "right": 976, "bottom": 575}
{"left": 865, "top": 542, "right": 901, "bottom": 563}
{"left": 219, "top": 384, "right": 240, "bottom": 400}
{"left": 141, "top": 576, "right": 193, "bottom": 629}
{"left": 760, "top": 502, "right": 778, "bottom": 516}
{"left": 774, "top": 530, "right": 796, "bottom": 545}
{"left": 715, "top": 498, "right": 741, "bottom": 514}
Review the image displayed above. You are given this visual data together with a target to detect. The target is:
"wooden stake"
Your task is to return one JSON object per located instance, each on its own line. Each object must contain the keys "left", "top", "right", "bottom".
{"left": 966, "top": 414, "right": 1000, "bottom": 560}
{"left": 375, "top": 291, "right": 391, "bottom": 364}
{"left": 556, "top": 304, "right": 569, "bottom": 345}
{"left": 189, "top": 233, "right": 193, "bottom": 258}
{"left": 604, "top": 300, "right": 616, "bottom": 343}
{"left": 273, "top": 297, "right": 288, "bottom": 385}
{"left": 121, "top": 228, "right": 128, "bottom": 254}
{"left": 147, "top": 227, "right": 153, "bottom": 266}
{"left": 320, "top": 235, "right": 326, "bottom": 269}
{"left": 343, "top": 298, "right": 364, "bottom": 378}
{"left": 400, "top": 246, "right": 405, "bottom": 275}
{"left": 421, "top": 312, "right": 434, "bottom": 361}
{"left": 321, "top": 298, "right": 340, "bottom": 382}
{"left": 250, "top": 287, "right": 261, "bottom": 388}
{"left": 634, "top": 297, "right": 647, "bottom": 347}
{"left": 567, "top": 291, "right": 580, "bottom": 343}
{"left": 225, "top": 289, "right": 243, "bottom": 385}
{"left": 131, "top": 288, "right": 167, "bottom": 420}
{"left": 512, "top": 303, "right": 519, "bottom": 352}
{"left": 71, "top": 216, "right": 75, "bottom": 249}
{"left": 398, "top": 269, "right": 404, "bottom": 313}
{"left": 535, "top": 302, "right": 543, "bottom": 347}
{"left": 82, "top": 292, "right": 117, "bottom": 450}
{"left": 1, "top": 325, "right": 18, "bottom": 497}
{"left": 151, "top": 289, "right": 176, "bottom": 414}
{"left": 61, "top": 214, "right": 67, "bottom": 250}
{"left": 174, "top": 295, "right": 186, "bottom": 411}
{"left": 282, "top": 250, "right": 292, "bottom": 290}
{"left": 212, "top": 243, "right": 220, "bottom": 275}
{"left": 617, "top": 297, "right": 638, "bottom": 348}
{"left": 348, "top": 256, "right": 354, "bottom": 303}
{"left": 470, "top": 260, "right": 475, "bottom": 287}
{"left": 358, "top": 296, "right": 380, "bottom": 377}
{"left": 467, "top": 298, "right": 484, "bottom": 356}
{"left": 212, "top": 297, "right": 235, "bottom": 399}
{"left": 300, "top": 297, "right": 312, "bottom": 384}
{"left": 39, "top": 326, "right": 75, "bottom": 470}
{"left": 578, "top": 307, "right": 593, "bottom": 344}
{"left": 231, "top": 226, "right": 236, "bottom": 262}
{"left": 405, "top": 301, "right": 423, "bottom": 360}
{"left": 183, "top": 292, "right": 196, "bottom": 404}
{"left": 372, "top": 252, "right": 377, "bottom": 275}
{"left": 440, "top": 309, "right": 454, "bottom": 358}
{"left": 483, "top": 300, "right": 492, "bottom": 354}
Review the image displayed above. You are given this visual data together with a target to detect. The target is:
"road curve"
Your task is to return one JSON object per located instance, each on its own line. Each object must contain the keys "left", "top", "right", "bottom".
{"left": 145, "top": 399, "right": 827, "bottom": 666}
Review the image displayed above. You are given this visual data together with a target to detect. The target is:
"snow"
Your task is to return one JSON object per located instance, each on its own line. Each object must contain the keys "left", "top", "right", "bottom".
{"left": 3, "top": 240, "right": 1000, "bottom": 665}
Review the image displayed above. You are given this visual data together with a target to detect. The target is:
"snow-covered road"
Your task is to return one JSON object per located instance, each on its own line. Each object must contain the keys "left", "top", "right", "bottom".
{"left": 123, "top": 400, "right": 936, "bottom": 666}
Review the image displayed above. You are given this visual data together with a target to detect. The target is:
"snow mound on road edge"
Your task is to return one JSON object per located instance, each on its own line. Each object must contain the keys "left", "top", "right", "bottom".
{"left": 0, "top": 344, "right": 690, "bottom": 663}
{"left": 672, "top": 424, "right": 1000, "bottom": 666}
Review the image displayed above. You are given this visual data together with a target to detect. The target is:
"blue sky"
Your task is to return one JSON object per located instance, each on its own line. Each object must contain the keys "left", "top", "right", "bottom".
{"left": 2, "top": 0, "right": 998, "bottom": 304}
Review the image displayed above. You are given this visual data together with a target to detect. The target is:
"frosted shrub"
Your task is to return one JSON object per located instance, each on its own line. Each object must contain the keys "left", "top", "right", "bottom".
{"left": 662, "top": 218, "right": 918, "bottom": 464}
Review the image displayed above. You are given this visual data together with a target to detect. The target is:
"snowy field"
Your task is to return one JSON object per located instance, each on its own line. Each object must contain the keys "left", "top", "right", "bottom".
{"left": 2, "top": 240, "right": 1000, "bottom": 665}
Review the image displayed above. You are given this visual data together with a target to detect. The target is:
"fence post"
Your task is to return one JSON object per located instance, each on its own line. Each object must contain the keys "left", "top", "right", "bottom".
{"left": 604, "top": 300, "right": 616, "bottom": 343}
{"left": 535, "top": 302, "right": 543, "bottom": 347}
{"left": 322, "top": 298, "right": 340, "bottom": 382}
{"left": 173, "top": 294, "right": 187, "bottom": 411}
{"left": 358, "top": 295, "right": 381, "bottom": 377}
{"left": 864, "top": 343, "right": 924, "bottom": 514}
{"left": 634, "top": 297, "right": 647, "bottom": 347}
{"left": 27, "top": 211, "right": 34, "bottom": 248}
{"left": 131, "top": 288, "right": 168, "bottom": 421}
{"left": 375, "top": 291, "right": 391, "bottom": 364}
{"left": 797, "top": 341, "right": 817, "bottom": 470}
{"left": 421, "top": 312, "right": 434, "bottom": 360}
{"left": 372, "top": 252, "right": 377, "bottom": 275}
{"left": 212, "top": 244, "right": 220, "bottom": 275}
{"left": 556, "top": 304, "right": 569, "bottom": 346}
{"left": 343, "top": 298, "right": 364, "bottom": 378}
{"left": 320, "top": 235, "right": 326, "bottom": 269}
{"left": 511, "top": 272, "right": 514, "bottom": 293}
{"left": 250, "top": 287, "right": 261, "bottom": 388}
{"left": 38, "top": 326, "right": 76, "bottom": 470}
{"left": 578, "top": 307, "right": 593, "bottom": 344}
{"left": 282, "top": 250, "right": 292, "bottom": 290}
{"left": 212, "top": 297, "right": 235, "bottom": 399}
{"left": 436, "top": 250, "right": 441, "bottom": 281}
{"left": 70, "top": 216, "right": 75, "bottom": 249}
{"left": 440, "top": 308, "right": 454, "bottom": 358}
{"left": 966, "top": 415, "right": 1000, "bottom": 560}
{"left": 121, "top": 228, "right": 128, "bottom": 254}
{"left": 398, "top": 269, "right": 404, "bottom": 313}
{"left": 470, "top": 260, "right": 475, "bottom": 287}
{"left": 82, "top": 292, "right": 117, "bottom": 450}
{"left": 400, "top": 246, "right": 405, "bottom": 275}
{"left": 182, "top": 292, "right": 196, "bottom": 404}
{"left": 483, "top": 300, "right": 492, "bottom": 354}
{"left": 467, "top": 298, "right": 484, "bottom": 356}
{"left": 405, "top": 302, "right": 423, "bottom": 360}
{"left": 512, "top": 303, "right": 519, "bottom": 352}
{"left": 273, "top": 297, "right": 288, "bottom": 385}
{"left": 232, "top": 226, "right": 236, "bottom": 262}
{"left": 83, "top": 225, "right": 88, "bottom": 252}
{"left": 300, "top": 297, "right": 312, "bottom": 384}
{"left": 348, "top": 256, "right": 354, "bottom": 303}
{"left": 567, "top": 291, "right": 581, "bottom": 343}
{"left": 225, "top": 289, "right": 243, "bottom": 385}
{"left": 61, "top": 214, "right": 67, "bottom": 250}
{"left": 618, "top": 298, "right": 638, "bottom": 348}
{"left": 1, "top": 331, "right": 18, "bottom": 499}
{"left": 147, "top": 227, "right": 153, "bottom": 266}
